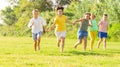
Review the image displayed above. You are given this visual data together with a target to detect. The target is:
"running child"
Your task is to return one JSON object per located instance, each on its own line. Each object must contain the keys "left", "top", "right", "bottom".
{"left": 88, "top": 14, "right": 98, "bottom": 50}
{"left": 48, "top": 6, "right": 71, "bottom": 52}
{"left": 73, "top": 12, "right": 91, "bottom": 51}
{"left": 97, "top": 14, "right": 108, "bottom": 50}
{"left": 28, "top": 9, "right": 47, "bottom": 51}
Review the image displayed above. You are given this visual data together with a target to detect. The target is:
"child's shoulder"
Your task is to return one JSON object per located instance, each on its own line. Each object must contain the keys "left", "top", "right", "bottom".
{"left": 30, "top": 18, "right": 34, "bottom": 21}
{"left": 62, "top": 15, "right": 66, "bottom": 17}
{"left": 38, "top": 16, "right": 42, "bottom": 19}
{"left": 99, "top": 20, "right": 103, "bottom": 23}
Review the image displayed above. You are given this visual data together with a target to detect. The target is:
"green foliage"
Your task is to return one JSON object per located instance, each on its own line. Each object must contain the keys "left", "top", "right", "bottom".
{"left": 56, "top": 0, "right": 71, "bottom": 5}
{"left": 27, "top": 0, "right": 53, "bottom": 11}
{"left": 64, "top": 0, "right": 120, "bottom": 40}
{"left": 1, "top": 7, "right": 17, "bottom": 26}
{"left": 108, "top": 23, "right": 120, "bottom": 41}
{"left": 0, "top": 0, "right": 120, "bottom": 41}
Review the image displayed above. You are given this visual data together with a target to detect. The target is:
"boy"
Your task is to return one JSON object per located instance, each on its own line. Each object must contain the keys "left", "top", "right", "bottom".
{"left": 28, "top": 9, "right": 47, "bottom": 51}
{"left": 48, "top": 6, "right": 71, "bottom": 52}
{"left": 73, "top": 12, "right": 91, "bottom": 51}
{"left": 97, "top": 14, "right": 108, "bottom": 50}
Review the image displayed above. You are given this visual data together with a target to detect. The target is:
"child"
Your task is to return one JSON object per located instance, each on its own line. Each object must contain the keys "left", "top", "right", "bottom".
{"left": 88, "top": 14, "right": 98, "bottom": 50}
{"left": 97, "top": 14, "right": 108, "bottom": 50}
{"left": 73, "top": 12, "right": 91, "bottom": 51}
{"left": 48, "top": 6, "right": 71, "bottom": 52}
{"left": 28, "top": 9, "right": 47, "bottom": 51}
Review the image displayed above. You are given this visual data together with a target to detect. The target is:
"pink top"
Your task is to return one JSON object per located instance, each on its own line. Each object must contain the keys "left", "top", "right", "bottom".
{"left": 98, "top": 20, "right": 108, "bottom": 33}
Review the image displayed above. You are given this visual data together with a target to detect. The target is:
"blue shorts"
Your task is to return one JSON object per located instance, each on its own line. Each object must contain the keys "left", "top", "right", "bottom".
{"left": 98, "top": 32, "right": 107, "bottom": 38}
{"left": 78, "top": 30, "right": 88, "bottom": 39}
{"left": 32, "top": 31, "right": 42, "bottom": 41}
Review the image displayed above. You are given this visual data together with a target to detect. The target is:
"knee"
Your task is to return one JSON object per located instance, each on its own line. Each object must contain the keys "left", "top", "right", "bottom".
{"left": 37, "top": 39, "right": 40, "bottom": 41}
{"left": 34, "top": 41, "right": 37, "bottom": 44}
{"left": 99, "top": 39, "right": 103, "bottom": 42}
{"left": 78, "top": 40, "right": 82, "bottom": 44}
{"left": 61, "top": 37, "right": 65, "bottom": 41}
{"left": 104, "top": 39, "right": 106, "bottom": 42}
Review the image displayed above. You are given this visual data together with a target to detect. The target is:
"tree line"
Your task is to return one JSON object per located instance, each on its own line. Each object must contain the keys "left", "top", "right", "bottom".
{"left": 0, "top": 0, "right": 120, "bottom": 41}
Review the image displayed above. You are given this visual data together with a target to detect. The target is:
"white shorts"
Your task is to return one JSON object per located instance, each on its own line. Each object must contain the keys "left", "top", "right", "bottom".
{"left": 55, "top": 31, "right": 66, "bottom": 39}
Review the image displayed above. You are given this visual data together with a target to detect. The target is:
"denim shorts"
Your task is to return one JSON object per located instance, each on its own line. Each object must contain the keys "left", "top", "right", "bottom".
{"left": 32, "top": 31, "right": 42, "bottom": 41}
{"left": 98, "top": 32, "right": 107, "bottom": 38}
{"left": 78, "top": 30, "right": 88, "bottom": 39}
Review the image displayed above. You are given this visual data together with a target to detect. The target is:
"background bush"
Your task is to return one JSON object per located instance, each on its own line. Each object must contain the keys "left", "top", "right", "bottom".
{"left": 0, "top": 0, "right": 120, "bottom": 41}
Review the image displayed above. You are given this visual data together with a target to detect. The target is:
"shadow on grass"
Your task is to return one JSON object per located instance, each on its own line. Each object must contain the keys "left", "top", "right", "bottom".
{"left": 68, "top": 50, "right": 110, "bottom": 56}
{"left": 105, "top": 49, "right": 120, "bottom": 54}
{"left": 47, "top": 51, "right": 109, "bottom": 56}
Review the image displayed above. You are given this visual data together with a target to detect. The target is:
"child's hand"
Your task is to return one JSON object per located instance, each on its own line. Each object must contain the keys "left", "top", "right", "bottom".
{"left": 72, "top": 22, "right": 76, "bottom": 25}
{"left": 47, "top": 28, "right": 51, "bottom": 32}
{"left": 30, "top": 22, "right": 34, "bottom": 28}
{"left": 32, "top": 22, "right": 34, "bottom": 25}
{"left": 45, "top": 28, "right": 49, "bottom": 32}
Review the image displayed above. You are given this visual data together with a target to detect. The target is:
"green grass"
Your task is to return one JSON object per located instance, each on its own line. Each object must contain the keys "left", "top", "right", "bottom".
{"left": 0, "top": 36, "right": 120, "bottom": 67}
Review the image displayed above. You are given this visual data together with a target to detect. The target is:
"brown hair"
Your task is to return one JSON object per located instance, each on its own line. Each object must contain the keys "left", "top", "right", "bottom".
{"left": 56, "top": 6, "right": 64, "bottom": 11}
{"left": 91, "top": 14, "right": 96, "bottom": 18}
{"left": 85, "top": 12, "right": 91, "bottom": 16}
{"left": 103, "top": 14, "right": 108, "bottom": 16}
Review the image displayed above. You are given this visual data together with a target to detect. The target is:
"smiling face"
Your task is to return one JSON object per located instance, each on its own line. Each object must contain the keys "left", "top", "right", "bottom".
{"left": 90, "top": 14, "right": 95, "bottom": 20}
{"left": 57, "top": 9, "right": 63, "bottom": 16}
{"left": 32, "top": 9, "right": 39, "bottom": 18}
{"left": 56, "top": 6, "right": 64, "bottom": 16}
{"left": 103, "top": 14, "right": 108, "bottom": 21}
{"left": 84, "top": 14, "right": 90, "bottom": 20}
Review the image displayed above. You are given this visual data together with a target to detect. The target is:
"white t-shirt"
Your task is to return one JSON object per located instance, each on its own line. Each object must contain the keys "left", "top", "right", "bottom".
{"left": 28, "top": 16, "right": 46, "bottom": 33}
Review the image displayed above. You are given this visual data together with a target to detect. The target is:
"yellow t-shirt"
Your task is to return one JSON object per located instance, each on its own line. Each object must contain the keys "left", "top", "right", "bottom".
{"left": 54, "top": 15, "right": 67, "bottom": 32}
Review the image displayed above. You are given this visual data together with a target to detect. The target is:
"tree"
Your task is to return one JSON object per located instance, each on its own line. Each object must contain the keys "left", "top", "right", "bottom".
{"left": 1, "top": 6, "right": 17, "bottom": 26}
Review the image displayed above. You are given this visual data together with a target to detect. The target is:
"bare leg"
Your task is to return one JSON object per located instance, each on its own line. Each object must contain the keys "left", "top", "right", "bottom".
{"left": 97, "top": 38, "right": 103, "bottom": 48}
{"left": 73, "top": 39, "right": 82, "bottom": 49}
{"left": 89, "top": 31, "right": 93, "bottom": 50}
{"left": 37, "top": 36, "right": 41, "bottom": 50}
{"left": 60, "top": 37, "right": 65, "bottom": 52}
{"left": 57, "top": 39, "right": 61, "bottom": 47}
{"left": 103, "top": 38, "right": 106, "bottom": 50}
{"left": 34, "top": 41, "right": 37, "bottom": 51}
{"left": 83, "top": 37, "right": 87, "bottom": 51}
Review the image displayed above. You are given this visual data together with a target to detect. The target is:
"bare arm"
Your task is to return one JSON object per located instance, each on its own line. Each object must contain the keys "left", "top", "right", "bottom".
{"left": 89, "top": 20, "right": 92, "bottom": 26}
{"left": 30, "top": 22, "right": 34, "bottom": 28}
{"left": 107, "top": 23, "right": 108, "bottom": 31}
{"left": 66, "top": 19, "right": 72, "bottom": 25}
{"left": 73, "top": 18, "right": 84, "bottom": 25}
{"left": 43, "top": 26, "right": 47, "bottom": 33}
{"left": 28, "top": 22, "right": 34, "bottom": 28}
{"left": 48, "top": 23, "right": 55, "bottom": 31}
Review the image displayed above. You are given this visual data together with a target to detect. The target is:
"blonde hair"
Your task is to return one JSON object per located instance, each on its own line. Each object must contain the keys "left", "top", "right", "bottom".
{"left": 32, "top": 9, "right": 39, "bottom": 13}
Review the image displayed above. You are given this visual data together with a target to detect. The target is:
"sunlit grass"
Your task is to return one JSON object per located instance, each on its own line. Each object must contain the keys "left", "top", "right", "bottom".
{"left": 0, "top": 36, "right": 120, "bottom": 67}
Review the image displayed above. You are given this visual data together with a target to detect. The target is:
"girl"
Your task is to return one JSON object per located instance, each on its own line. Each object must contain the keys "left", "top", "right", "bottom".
{"left": 89, "top": 14, "right": 98, "bottom": 50}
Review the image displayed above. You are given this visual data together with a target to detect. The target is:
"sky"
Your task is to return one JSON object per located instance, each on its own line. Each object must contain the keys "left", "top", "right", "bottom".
{"left": 0, "top": 0, "right": 55, "bottom": 24}
{"left": 0, "top": 0, "right": 10, "bottom": 10}
{"left": 0, "top": 0, "right": 10, "bottom": 24}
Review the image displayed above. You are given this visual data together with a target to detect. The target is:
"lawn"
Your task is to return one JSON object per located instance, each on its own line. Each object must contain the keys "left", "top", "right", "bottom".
{"left": 0, "top": 36, "right": 120, "bottom": 67}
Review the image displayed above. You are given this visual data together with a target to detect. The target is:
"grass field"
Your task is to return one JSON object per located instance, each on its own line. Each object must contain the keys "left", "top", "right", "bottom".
{"left": 0, "top": 36, "right": 120, "bottom": 67}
